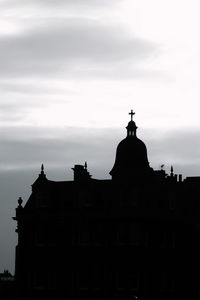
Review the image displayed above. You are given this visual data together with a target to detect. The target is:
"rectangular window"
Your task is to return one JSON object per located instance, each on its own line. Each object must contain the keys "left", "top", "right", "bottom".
{"left": 35, "top": 190, "right": 49, "bottom": 207}
{"left": 160, "top": 231, "right": 176, "bottom": 248}
{"left": 92, "top": 264, "right": 102, "bottom": 290}
{"left": 35, "top": 229, "right": 45, "bottom": 246}
{"left": 80, "top": 230, "right": 90, "bottom": 245}
{"left": 129, "top": 223, "right": 140, "bottom": 246}
{"left": 79, "top": 222, "right": 91, "bottom": 245}
{"left": 131, "top": 188, "right": 139, "bottom": 207}
{"left": 116, "top": 271, "right": 139, "bottom": 291}
{"left": 160, "top": 272, "right": 176, "bottom": 292}
{"left": 78, "top": 190, "right": 92, "bottom": 207}
{"left": 169, "top": 193, "right": 176, "bottom": 210}
{"left": 144, "top": 231, "right": 149, "bottom": 248}
{"left": 169, "top": 231, "right": 176, "bottom": 248}
{"left": 33, "top": 270, "right": 45, "bottom": 289}
{"left": 160, "top": 231, "right": 167, "bottom": 248}
{"left": 116, "top": 222, "right": 128, "bottom": 244}
{"left": 94, "top": 222, "right": 104, "bottom": 246}
{"left": 77, "top": 271, "right": 90, "bottom": 290}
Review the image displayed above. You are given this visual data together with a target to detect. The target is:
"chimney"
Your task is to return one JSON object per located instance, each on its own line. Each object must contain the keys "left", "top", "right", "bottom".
{"left": 72, "top": 163, "right": 91, "bottom": 182}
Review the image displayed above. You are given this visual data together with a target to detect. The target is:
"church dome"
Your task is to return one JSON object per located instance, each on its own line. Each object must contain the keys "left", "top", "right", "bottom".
{"left": 114, "top": 136, "right": 149, "bottom": 168}
{"left": 110, "top": 111, "right": 152, "bottom": 181}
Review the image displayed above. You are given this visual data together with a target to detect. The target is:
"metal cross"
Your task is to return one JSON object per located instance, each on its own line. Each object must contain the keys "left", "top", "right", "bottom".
{"left": 129, "top": 110, "right": 135, "bottom": 121}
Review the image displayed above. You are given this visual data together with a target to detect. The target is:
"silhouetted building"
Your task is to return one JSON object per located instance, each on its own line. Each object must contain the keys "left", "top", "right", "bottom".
{"left": 0, "top": 270, "right": 14, "bottom": 282}
{"left": 14, "top": 111, "right": 200, "bottom": 299}
{"left": 0, "top": 270, "right": 15, "bottom": 297}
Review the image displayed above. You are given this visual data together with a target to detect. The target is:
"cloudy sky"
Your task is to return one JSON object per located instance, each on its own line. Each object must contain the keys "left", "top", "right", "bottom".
{"left": 1, "top": 0, "right": 200, "bottom": 273}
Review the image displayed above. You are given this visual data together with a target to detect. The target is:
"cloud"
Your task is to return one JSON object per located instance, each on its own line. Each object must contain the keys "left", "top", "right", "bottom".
{"left": 0, "top": 79, "right": 72, "bottom": 95}
{"left": 0, "top": 125, "right": 199, "bottom": 177}
{"left": 0, "top": 79, "right": 75, "bottom": 125}
{"left": 0, "top": 18, "right": 158, "bottom": 79}
{"left": 0, "top": 0, "right": 120, "bottom": 9}
{"left": 0, "top": 126, "right": 116, "bottom": 174}
{"left": 146, "top": 128, "right": 200, "bottom": 176}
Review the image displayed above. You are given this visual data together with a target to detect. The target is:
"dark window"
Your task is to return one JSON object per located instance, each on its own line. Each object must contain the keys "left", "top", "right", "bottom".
{"left": 116, "top": 271, "right": 139, "bottom": 291}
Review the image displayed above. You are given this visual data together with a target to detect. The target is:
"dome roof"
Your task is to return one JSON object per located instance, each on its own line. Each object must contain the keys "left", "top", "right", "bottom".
{"left": 110, "top": 110, "right": 152, "bottom": 181}
{"left": 117, "top": 136, "right": 149, "bottom": 167}
{"left": 110, "top": 136, "right": 150, "bottom": 177}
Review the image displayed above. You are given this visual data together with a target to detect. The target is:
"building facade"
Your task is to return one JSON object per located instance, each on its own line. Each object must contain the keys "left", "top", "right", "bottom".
{"left": 14, "top": 112, "right": 200, "bottom": 299}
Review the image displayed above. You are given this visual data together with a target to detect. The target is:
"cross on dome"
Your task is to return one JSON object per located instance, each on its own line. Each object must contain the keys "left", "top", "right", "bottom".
{"left": 129, "top": 110, "right": 135, "bottom": 121}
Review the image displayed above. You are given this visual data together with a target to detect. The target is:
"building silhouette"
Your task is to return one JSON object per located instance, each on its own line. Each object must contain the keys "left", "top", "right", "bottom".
{"left": 14, "top": 111, "right": 200, "bottom": 299}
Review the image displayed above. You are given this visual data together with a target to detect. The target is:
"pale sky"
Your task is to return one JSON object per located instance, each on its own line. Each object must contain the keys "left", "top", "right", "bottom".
{"left": 1, "top": 0, "right": 200, "bottom": 273}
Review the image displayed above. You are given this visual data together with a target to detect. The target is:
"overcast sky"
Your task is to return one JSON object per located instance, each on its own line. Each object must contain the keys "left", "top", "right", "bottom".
{"left": 1, "top": 0, "right": 200, "bottom": 273}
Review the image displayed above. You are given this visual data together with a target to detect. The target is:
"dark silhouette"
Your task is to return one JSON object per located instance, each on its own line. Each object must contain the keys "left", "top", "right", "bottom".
{"left": 12, "top": 111, "right": 200, "bottom": 299}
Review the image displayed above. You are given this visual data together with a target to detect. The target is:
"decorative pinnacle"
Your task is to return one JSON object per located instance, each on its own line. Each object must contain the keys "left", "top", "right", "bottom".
{"left": 129, "top": 110, "right": 135, "bottom": 121}
{"left": 171, "top": 165, "right": 174, "bottom": 175}
{"left": 39, "top": 164, "right": 46, "bottom": 178}
{"left": 41, "top": 164, "right": 44, "bottom": 174}
{"left": 18, "top": 197, "right": 23, "bottom": 207}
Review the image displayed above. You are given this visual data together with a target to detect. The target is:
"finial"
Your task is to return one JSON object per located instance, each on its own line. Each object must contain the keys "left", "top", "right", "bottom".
{"left": 129, "top": 109, "right": 135, "bottom": 121}
{"left": 39, "top": 163, "right": 46, "bottom": 179}
{"left": 160, "top": 164, "right": 164, "bottom": 171}
{"left": 170, "top": 165, "right": 174, "bottom": 176}
{"left": 18, "top": 197, "right": 23, "bottom": 207}
{"left": 41, "top": 164, "right": 44, "bottom": 174}
{"left": 84, "top": 162, "right": 87, "bottom": 170}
